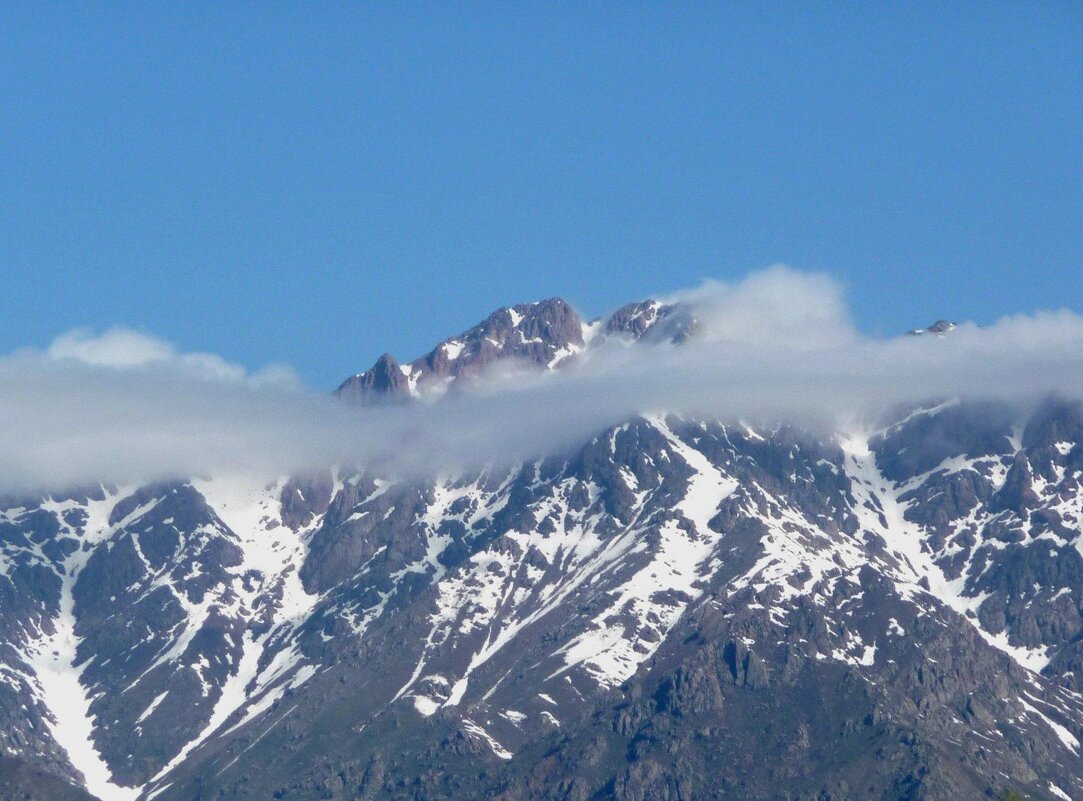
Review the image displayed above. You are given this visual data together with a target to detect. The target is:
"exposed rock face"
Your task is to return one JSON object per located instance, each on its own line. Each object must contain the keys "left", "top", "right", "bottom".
{"left": 335, "top": 354, "right": 412, "bottom": 405}
{"left": 335, "top": 298, "right": 585, "bottom": 401}
{"left": 603, "top": 300, "right": 676, "bottom": 339}
{"left": 4, "top": 303, "right": 1083, "bottom": 801}
{"left": 602, "top": 299, "right": 696, "bottom": 344}
{"left": 335, "top": 294, "right": 704, "bottom": 409}
{"left": 0, "top": 754, "right": 96, "bottom": 801}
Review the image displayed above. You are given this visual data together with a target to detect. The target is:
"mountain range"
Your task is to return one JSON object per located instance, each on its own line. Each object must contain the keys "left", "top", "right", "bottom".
{"left": 2, "top": 297, "right": 1083, "bottom": 800}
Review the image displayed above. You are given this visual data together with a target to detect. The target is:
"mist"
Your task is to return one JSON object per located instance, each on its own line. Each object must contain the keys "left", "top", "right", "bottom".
{"left": 4, "top": 266, "right": 1083, "bottom": 495}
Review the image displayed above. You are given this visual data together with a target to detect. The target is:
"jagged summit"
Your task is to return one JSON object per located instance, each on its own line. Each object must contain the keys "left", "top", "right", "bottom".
{"left": 338, "top": 296, "right": 960, "bottom": 409}
{"left": 603, "top": 299, "right": 673, "bottom": 338}
{"left": 335, "top": 295, "right": 704, "bottom": 404}
{"left": 335, "top": 298, "right": 583, "bottom": 403}
{"left": 335, "top": 353, "right": 411, "bottom": 405}
{"left": 602, "top": 298, "right": 697, "bottom": 343}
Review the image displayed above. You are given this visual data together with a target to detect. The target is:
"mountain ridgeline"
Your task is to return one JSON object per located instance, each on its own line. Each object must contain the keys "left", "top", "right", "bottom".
{"left": 2, "top": 297, "right": 1083, "bottom": 801}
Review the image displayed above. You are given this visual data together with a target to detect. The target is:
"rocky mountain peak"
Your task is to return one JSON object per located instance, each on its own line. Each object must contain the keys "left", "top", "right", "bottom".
{"left": 599, "top": 298, "right": 697, "bottom": 344}
{"left": 334, "top": 352, "right": 411, "bottom": 405}
{"left": 335, "top": 298, "right": 584, "bottom": 403}
{"left": 421, "top": 296, "right": 584, "bottom": 377}
{"left": 602, "top": 299, "right": 673, "bottom": 339}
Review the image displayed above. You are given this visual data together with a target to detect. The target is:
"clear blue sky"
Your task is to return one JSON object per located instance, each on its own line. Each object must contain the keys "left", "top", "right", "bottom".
{"left": 2, "top": 4, "right": 1081, "bottom": 388}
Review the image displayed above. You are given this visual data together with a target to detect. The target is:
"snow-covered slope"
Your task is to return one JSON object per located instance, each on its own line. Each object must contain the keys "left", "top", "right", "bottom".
{"left": 4, "top": 301, "right": 1083, "bottom": 801}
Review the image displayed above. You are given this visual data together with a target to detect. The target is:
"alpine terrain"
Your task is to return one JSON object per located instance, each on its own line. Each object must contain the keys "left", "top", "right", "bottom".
{"left": 3, "top": 297, "right": 1083, "bottom": 801}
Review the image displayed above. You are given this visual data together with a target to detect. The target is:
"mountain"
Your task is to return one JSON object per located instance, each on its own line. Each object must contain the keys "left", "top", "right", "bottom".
{"left": 2, "top": 301, "right": 1083, "bottom": 801}
{"left": 334, "top": 299, "right": 585, "bottom": 404}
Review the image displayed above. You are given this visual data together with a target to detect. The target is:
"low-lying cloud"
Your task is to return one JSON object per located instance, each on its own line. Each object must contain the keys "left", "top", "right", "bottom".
{"left": 5, "top": 266, "right": 1083, "bottom": 495}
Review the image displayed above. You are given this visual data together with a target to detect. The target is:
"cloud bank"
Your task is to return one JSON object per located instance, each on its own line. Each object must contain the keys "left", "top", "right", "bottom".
{"left": 5, "top": 267, "right": 1083, "bottom": 494}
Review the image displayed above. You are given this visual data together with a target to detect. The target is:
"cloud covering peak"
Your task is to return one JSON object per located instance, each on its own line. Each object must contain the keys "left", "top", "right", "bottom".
{"left": 662, "top": 266, "right": 858, "bottom": 350}
{"left": 4, "top": 267, "right": 1083, "bottom": 494}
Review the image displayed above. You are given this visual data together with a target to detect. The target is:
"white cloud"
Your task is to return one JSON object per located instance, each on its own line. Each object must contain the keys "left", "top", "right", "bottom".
{"left": 47, "top": 327, "right": 175, "bottom": 367}
{"left": 3, "top": 267, "right": 1083, "bottom": 495}
{"left": 663, "top": 265, "right": 858, "bottom": 350}
{"left": 44, "top": 326, "right": 300, "bottom": 385}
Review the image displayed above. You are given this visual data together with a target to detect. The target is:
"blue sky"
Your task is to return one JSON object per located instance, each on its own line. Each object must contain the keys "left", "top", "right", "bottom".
{"left": 2, "top": 4, "right": 1081, "bottom": 388}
